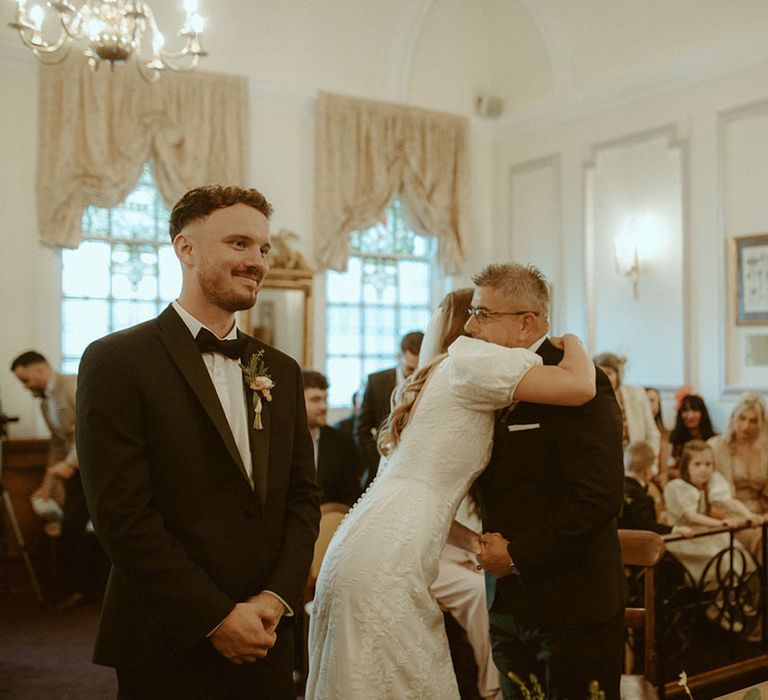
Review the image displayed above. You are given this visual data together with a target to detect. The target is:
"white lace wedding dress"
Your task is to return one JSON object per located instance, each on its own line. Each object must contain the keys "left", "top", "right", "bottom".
{"left": 306, "top": 336, "right": 540, "bottom": 699}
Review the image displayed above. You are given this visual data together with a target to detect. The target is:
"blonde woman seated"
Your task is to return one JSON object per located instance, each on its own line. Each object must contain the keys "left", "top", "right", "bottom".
{"left": 664, "top": 440, "right": 758, "bottom": 587}
{"left": 709, "top": 393, "right": 768, "bottom": 556}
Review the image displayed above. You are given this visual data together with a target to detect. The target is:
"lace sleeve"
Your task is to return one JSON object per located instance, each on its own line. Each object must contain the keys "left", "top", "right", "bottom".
{"left": 447, "top": 336, "right": 541, "bottom": 411}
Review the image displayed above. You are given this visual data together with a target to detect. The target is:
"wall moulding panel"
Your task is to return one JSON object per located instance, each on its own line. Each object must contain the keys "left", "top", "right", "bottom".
{"left": 718, "top": 99, "right": 768, "bottom": 394}
{"left": 583, "top": 124, "right": 688, "bottom": 390}
{"left": 508, "top": 154, "right": 562, "bottom": 331}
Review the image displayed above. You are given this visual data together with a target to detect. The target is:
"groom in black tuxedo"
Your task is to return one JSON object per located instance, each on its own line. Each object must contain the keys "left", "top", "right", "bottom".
{"left": 77, "top": 185, "right": 321, "bottom": 699}
{"left": 469, "top": 263, "right": 626, "bottom": 699}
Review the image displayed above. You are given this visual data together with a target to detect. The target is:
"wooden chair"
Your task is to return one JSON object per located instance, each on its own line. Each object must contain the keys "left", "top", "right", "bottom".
{"left": 619, "top": 529, "right": 666, "bottom": 700}
{"left": 301, "top": 502, "right": 350, "bottom": 679}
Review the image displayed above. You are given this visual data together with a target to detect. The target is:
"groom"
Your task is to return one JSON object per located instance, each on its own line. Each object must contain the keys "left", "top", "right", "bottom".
{"left": 77, "top": 185, "right": 321, "bottom": 698}
{"left": 468, "top": 263, "right": 626, "bottom": 699}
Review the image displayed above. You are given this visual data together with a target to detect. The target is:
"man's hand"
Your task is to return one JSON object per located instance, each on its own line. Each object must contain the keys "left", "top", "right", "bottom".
{"left": 49, "top": 461, "right": 76, "bottom": 480}
{"left": 478, "top": 532, "right": 516, "bottom": 578}
{"left": 245, "top": 592, "right": 286, "bottom": 636}
{"left": 209, "top": 602, "right": 278, "bottom": 664}
{"left": 32, "top": 481, "right": 53, "bottom": 500}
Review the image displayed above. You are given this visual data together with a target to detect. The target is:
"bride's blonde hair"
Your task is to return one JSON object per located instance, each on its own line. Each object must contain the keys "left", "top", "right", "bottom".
{"left": 377, "top": 288, "right": 473, "bottom": 456}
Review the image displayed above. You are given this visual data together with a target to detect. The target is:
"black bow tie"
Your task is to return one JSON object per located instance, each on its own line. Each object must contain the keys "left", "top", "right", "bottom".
{"left": 195, "top": 328, "right": 248, "bottom": 360}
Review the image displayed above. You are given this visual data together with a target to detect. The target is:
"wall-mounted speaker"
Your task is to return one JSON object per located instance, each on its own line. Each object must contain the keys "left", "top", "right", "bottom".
{"left": 475, "top": 94, "right": 503, "bottom": 119}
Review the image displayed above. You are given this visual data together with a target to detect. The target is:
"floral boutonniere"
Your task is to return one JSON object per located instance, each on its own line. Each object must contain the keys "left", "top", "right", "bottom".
{"left": 240, "top": 350, "right": 275, "bottom": 430}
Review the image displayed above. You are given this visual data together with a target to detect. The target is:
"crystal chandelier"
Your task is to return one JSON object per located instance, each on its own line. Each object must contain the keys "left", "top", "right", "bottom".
{"left": 8, "top": 0, "right": 207, "bottom": 82}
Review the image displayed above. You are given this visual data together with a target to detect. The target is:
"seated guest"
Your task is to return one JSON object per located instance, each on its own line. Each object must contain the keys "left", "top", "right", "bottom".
{"left": 645, "top": 386, "right": 672, "bottom": 487}
{"left": 709, "top": 393, "right": 768, "bottom": 556}
{"left": 594, "top": 352, "right": 661, "bottom": 457}
{"left": 620, "top": 441, "right": 691, "bottom": 536}
{"left": 303, "top": 370, "right": 363, "bottom": 507}
{"left": 10, "top": 351, "right": 102, "bottom": 607}
{"left": 668, "top": 390, "right": 716, "bottom": 479}
{"left": 664, "top": 440, "right": 758, "bottom": 586}
{"left": 333, "top": 391, "right": 359, "bottom": 435}
{"left": 355, "top": 331, "right": 424, "bottom": 487}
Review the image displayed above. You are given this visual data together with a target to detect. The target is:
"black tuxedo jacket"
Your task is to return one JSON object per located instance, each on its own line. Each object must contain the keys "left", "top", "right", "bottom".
{"left": 316, "top": 425, "right": 363, "bottom": 507}
{"left": 354, "top": 367, "right": 396, "bottom": 485}
{"left": 77, "top": 305, "right": 321, "bottom": 669}
{"left": 619, "top": 476, "right": 672, "bottom": 535}
{"left": 477, "top": 339, "right": 627, "bottom": 630}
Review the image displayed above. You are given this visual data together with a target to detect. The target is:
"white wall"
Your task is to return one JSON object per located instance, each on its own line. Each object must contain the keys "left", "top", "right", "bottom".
{"left": 0, "top": 52, "right": 60, "bottom": 436}
{"left": 493, "top": 61, "right": 768, "bottom": 431}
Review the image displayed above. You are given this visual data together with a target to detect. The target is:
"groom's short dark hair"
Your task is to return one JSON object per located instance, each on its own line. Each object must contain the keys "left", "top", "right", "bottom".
{"left": 472, "top": 262, "right": 550, "bottom": 317}
{"left": 169, "top": 185, "right": 273, "bottom": 241}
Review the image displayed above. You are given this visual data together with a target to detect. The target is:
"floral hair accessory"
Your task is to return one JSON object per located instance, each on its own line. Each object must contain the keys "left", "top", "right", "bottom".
{"left": 240, "top": 350, "right": 275, "bottom": 430}
{"left": 675, "top": 385, "right": 695, "bottom": 411}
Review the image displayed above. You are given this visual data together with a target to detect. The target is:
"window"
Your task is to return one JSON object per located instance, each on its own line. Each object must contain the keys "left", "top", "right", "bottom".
{"left": 61, "top": 165, "right": 180, "bottom": 373}
{"left": 325, "top": 199, "right": 439, "bottom": 408}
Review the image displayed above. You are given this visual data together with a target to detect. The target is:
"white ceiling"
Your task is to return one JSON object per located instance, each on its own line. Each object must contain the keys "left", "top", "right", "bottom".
{"left": 4, "top": 0, "right": 768, "bottom": 121}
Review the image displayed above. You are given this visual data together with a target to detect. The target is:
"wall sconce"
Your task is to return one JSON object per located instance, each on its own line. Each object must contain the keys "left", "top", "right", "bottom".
{"left": 614, "top": 233, "right": 641, "bottom": 299}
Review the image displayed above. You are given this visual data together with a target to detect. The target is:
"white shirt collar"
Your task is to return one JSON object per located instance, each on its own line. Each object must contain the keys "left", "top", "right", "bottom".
{"left": 172, "top": 300, "right": 238, "bottom": 341}
{"left": 528, "top": 334, "right": 547, "bottom": 352}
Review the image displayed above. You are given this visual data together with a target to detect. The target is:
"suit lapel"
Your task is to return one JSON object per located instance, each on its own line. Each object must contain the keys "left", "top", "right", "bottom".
{"left": 243, "top": 335, "right": 270, "bottom": 510}
{"left": 157, "top": 306, "right": 251, "bottom": 485}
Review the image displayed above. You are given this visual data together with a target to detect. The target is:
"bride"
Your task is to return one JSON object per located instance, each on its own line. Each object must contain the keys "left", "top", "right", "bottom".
{"left": 305, "top": 288, "right": 595, "bottom": 699}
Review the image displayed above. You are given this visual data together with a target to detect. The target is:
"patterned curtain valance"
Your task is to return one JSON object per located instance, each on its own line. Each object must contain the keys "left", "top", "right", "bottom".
{"left": 314, "top": 92, "right": 470, "bottom": 274}
{"left": 37, "top": 54, "right": 248, "bottom": 248}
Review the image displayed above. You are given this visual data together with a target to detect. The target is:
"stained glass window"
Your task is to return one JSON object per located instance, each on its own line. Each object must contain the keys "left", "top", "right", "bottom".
{"left": 61, "top": 165, "right": 179, "bottom": 372}
{"left": 325, "top": 199, "right": 438, "bottom": 408}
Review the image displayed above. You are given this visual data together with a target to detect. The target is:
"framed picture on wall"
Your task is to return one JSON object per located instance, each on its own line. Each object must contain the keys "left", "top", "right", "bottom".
{"left": 735, "top": 234, "right": 768, "bottom": 325}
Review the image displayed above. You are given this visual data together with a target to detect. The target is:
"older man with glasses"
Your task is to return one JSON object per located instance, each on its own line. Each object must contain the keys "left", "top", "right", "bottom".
{"left": 467, "top": 262, "right": 626, "bottom": 700}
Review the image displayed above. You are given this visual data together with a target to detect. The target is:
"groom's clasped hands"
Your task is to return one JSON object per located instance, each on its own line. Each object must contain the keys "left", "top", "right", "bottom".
{"left": 477, "top": 532, "right": 516, "bottom": 578}
{"left": 209, "top": 592, "right": 285, "bottom": 665}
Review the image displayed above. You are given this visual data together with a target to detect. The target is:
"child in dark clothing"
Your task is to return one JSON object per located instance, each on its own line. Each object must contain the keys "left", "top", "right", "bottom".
{"left": 620, "top": 441, "right": 693, "bottom": 537}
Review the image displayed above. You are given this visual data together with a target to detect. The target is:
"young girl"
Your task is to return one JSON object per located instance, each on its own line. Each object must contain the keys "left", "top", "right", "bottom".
{"left": 664, "top": 440, "right": 758, "bottom": 586}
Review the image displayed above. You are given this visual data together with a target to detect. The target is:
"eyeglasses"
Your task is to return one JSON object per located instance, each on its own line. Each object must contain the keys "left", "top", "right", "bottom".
{"left": 466, "top": 308, "right": 540, "bottom": 323}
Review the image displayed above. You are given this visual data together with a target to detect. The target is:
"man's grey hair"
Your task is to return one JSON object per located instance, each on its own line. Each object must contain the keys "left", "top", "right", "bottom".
{"left": 472, "top": 262, "right": 550, "bottom": 317}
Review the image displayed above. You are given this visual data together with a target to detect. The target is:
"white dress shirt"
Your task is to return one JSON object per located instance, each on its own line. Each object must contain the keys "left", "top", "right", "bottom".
{"left": 172, "top": 300, "right": 253, "bottom": 484}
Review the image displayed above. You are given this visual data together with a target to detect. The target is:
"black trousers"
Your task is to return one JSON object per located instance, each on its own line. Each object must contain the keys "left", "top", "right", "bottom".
{"left": 116, "top": 621, "right": 295, "bottom": 700}
{"left": 58, "top": 471, "right": 91, "bottom": 596}
{"left": 489, "top": 607, "right": 624, "bottom": 700}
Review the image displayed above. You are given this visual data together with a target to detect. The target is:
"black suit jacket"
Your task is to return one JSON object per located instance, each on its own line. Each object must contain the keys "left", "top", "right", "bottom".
{"left": 316, "top": 425, "right": 363, "bottom": 507}
{"left": 476, "top": 339, "right": 627, "bottom": 630}
{"left": 619, "top": 477, "right": 672, "bottom": 535}
{"left": 354, "top": 367, "right": 396, "bottom": 486}
{"left": 77, "top": 305, "right": 321, "bottom": 669}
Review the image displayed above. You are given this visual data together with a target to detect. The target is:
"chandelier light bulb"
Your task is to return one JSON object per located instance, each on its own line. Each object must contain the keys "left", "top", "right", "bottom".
{"left": 183, "top": 0, "right": 199, "bottom": 14}
{"left": 152, "top": 30, "right": 164, "bottom": 52}
{"left": 16, "top": 0, "right": 28, "bottom": 11}
{"left": 189, "top": 13, "right": 203, "bottom": 34}
{"left": 28, "top": 4, "right": 44, "bottom": 30}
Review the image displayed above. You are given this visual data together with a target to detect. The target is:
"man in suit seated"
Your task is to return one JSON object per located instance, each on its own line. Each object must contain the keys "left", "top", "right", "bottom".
{"left": 11, "top": 350, "right": 103, "bottom": 607}
{"left": 302, "top": 370, "right": 362, "bottom": 507}
{"left": 355, "top": 331, "right": 423, "bottom": 488}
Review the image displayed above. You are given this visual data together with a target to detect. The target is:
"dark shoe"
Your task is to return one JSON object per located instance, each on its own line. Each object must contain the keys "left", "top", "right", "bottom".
{"left": 54, "top": 592, "right": 85, "bottom": 610}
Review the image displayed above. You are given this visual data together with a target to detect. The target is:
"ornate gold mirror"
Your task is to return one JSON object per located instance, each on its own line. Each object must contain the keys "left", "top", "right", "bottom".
{"left": 238, "top": 230, "right": 314, "bottom": 367}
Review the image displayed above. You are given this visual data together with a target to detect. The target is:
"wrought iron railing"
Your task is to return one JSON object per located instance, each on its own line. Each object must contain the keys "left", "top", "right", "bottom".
{"left": 626, "top": 522, "right": 768, "bottom": 697}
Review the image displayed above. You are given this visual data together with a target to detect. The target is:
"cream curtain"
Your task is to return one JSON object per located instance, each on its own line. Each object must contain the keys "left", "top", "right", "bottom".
{"left": 38, "top": 55, "right": 248, "bottom": 248}
{"left": 314, "top": 92, "right": 469, "bottom": 274}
